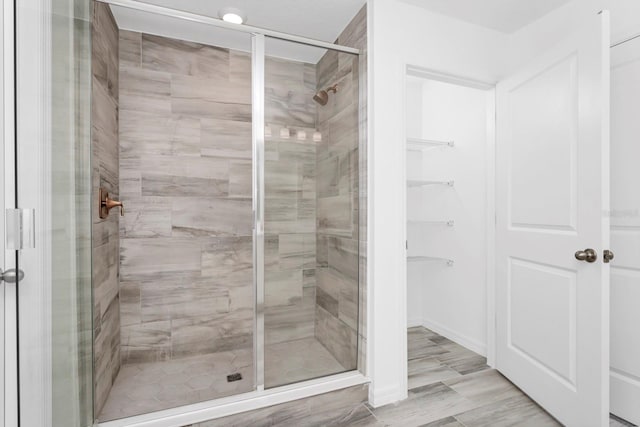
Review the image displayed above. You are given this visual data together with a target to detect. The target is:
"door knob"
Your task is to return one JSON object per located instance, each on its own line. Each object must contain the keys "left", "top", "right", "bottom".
{"left": 575, "top": 248, "right": 597, "bottom": 263}
{"left": 0, "top": 268, "right": 25, "bottom": 283}
{"left": 603, "top": 249, "right": 615, "bottom": 263}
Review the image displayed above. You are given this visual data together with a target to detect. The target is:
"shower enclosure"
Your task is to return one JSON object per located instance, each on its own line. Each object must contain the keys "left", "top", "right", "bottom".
{"left": 87, "top": 0, "right": 365, "bottom": 422}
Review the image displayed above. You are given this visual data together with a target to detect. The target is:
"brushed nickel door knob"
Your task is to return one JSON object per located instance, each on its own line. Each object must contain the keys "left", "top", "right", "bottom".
{"left": 575, "top": 248, "right": 597, "bottom": 263}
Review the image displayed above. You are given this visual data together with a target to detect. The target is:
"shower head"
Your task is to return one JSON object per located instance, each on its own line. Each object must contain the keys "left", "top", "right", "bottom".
{"left": 313, "top": 84, "right": 338, "bottom": 106}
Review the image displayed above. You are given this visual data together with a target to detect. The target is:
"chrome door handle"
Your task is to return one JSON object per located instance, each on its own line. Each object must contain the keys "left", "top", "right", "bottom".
{"left": 603, "top": 250, "right": 615, "bottom": 263}
{"left": 575, "top": 248, "right": 597, "bottom": 263}
{"left": 0, "top": 269, "right": 25, "bottom": 283}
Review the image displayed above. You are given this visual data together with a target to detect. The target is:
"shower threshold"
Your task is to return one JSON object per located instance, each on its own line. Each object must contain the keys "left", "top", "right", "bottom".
{"left": 98, "top": 338, "right": 366, "bottom": 426}
{"left": 97, "top": 369, "right": 367, "bottom": 427}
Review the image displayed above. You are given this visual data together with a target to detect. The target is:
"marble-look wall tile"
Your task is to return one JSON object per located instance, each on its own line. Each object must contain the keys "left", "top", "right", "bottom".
{"left": 120, "top": 237, "right": 202, "bottom": 281}
{"left": 141, "top": 34, "right": 230, "bottom": 79}
{"left": 119, "top": 30, "right": 141, "bottom": 68}
{"left": 314, "top": 6, "right": 366, "bottom": 374}
{"left": 262, "top": 58, "right": 319, "bottom": 350}
{"left": 92, "top": 1, "right": 120, "bottom": 415}
{"left": 121, "top": 320, "right": 171, "bottom": 363}
{"left": 265, "top": 287, "right": 316, "bottom": 345}
{"left": 315, "top": 306, "right": 358, "bottom": 370}
{"left": 119, "top": 31, "right": 322, "bottom": 367}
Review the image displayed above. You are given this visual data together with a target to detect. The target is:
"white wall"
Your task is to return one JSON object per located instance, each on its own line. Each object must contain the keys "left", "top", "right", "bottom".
{"left": 506, "top": 0, "right": 640, "bottom": 75}
{"left": 368, "top": 0, "right": 507, "bottom": 406}
{"left": 406, "top": 79, "right": 489, "bottom": 355}
{"left": 368, "top": 0, "right": 640, "bottom": 408}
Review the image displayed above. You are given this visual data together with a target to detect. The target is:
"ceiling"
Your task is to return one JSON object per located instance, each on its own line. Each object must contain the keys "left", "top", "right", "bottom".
{"left": 110, "top": 0, "right": 366, "bottom": 63}
{"left": 400, "top": 0, "right": 573, "bottom": 33}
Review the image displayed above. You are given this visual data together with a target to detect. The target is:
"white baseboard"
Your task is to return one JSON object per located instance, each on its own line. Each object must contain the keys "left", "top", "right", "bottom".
{"left": 407, "top": 316, "right": 423, "bottom": 328}
{"left": 420, "top": 318, "right": 486, "bottom": 357}
{"left": 368, "top": 384, "right": 408, "bottom": 408}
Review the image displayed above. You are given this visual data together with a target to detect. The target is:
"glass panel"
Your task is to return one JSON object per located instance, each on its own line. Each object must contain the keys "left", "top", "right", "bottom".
{"left": 263, "top": 38, "right": 360, "bottom": 388}
{"left": 88, "top": 5, "right": 255, "bottom": 421}
{"left": 50, "top": 0, "right": 93, "bottom": 425}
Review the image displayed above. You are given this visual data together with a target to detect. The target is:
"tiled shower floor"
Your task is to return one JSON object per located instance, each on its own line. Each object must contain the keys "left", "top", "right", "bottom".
{"left": 98, "top": 337, "right": 345, "bottom": 421}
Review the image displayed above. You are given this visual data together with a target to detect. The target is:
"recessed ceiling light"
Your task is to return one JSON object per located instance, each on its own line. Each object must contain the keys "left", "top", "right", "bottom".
{"left": 218, "top": 7, "right": 246, "bottom": 24}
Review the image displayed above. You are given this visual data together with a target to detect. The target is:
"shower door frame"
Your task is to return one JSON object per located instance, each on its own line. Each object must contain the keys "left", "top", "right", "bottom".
{"left": 6, "top": 0, "right": 367, "bottom": 423}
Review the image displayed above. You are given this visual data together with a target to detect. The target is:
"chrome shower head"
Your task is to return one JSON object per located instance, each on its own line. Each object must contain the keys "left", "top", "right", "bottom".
{"left": 313, "top": 84, "right": 338, "bottom": 106}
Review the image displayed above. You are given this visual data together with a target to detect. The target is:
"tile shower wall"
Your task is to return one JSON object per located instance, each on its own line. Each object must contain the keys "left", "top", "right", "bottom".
{"left": 92, "top": 1, "right": 121, "bottom": 414}
{"left": 264, "top": 58, "right": 318, "bottom": 348}
{"left": 118, "top": 31, "right": 254, "bottom": 372}
{"left": 314, "top": 6, "right": 367, "bottom": 370}
{"left": 118, "top": 32, "right": 319, "bottom": 367}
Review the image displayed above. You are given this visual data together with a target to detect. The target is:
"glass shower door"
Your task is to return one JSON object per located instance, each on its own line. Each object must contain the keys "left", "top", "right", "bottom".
{"left": 262, "top": 37, "right": 361, "bottom": 388}
{"left": 10, "top": 0, "right": 93, "bottom": 425}
{"left": 91, "top": 6, "right": 257, "bottom": 420}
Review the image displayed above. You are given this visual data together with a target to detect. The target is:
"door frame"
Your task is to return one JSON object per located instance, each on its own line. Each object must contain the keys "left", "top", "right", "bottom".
{"left": 400, "top": 64, "right": 498, "bottom": 368}
{"left": 4, "top": 0, "right": 54, "bottom": 425}
{"left": 2, "top": 0, "right": 16, "bottom": 425}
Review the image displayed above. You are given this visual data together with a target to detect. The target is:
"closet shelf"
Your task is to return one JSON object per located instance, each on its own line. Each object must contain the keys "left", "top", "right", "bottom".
{"left": 407, "top": 180, "right": 454, "bottom": 188}
{"left": 408, "top": 220, "right": 454, "bottom": 227}
{"left": 407, "top": 256, "right": 454, "bottom": 266}
{"left": 407, "top": 137, "right": 455, "bottom": 151}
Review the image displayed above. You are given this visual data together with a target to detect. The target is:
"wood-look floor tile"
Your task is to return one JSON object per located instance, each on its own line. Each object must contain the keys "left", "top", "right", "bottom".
{"left": 435, "top": 342, "right": 489, "bottom": 375}
{"left": 419, "top": 416, "right": 465, "bottom": 427}
{"left": 610, "top": 415, "right": 637, "bottom": 427}
{"left": 408, "top": 335, "right": 450, "bottom": 361}
{"left": 371, "top": 382, "right": 478, "bottom": 427}
{"left": 443, "top": 369, "right": 522, "bottom": 407}
{"left": 454, "top": 394, "right": 561, "bottom": 427}
{"left": 408, "top": 356, "right": 461, "bottom": 390}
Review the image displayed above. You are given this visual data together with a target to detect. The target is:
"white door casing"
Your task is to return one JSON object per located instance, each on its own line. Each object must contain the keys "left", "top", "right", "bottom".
{"left": 609, "top": 35, "right": 640, "bottom": 426}
{"left": 495, "top": 11, "right": 610, "bottom": 427}
{"left": 1, "top": 0, "right": 17, "bottom": 425}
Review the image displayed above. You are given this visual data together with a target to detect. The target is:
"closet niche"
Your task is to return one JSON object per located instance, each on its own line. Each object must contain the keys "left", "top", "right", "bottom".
{"left": 405, "top": 69, "right": 493, "bottom": 356}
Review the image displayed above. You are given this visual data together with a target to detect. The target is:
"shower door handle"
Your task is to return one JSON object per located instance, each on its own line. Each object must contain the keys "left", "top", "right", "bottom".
{"left": 575, "top": 248, "right": 597, "bottom": 263}
{"left": 0, "top": 268, "right": 25, "bottom": 283}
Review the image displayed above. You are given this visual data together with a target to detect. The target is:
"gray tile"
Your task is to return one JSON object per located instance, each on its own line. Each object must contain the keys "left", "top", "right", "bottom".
{"left": 120, "top": 237, "right": 202, "bottom": 281}
{"left": 454, "top": 394, "right": 561, "bottom": 427}
{"left": 443, "top": 369, "right": 522, "bottom": 407}
{"left": 265, "top": 287, "right": 315, "bottom": 345}
{"left": 610, "top": 415, "right": 637, "bottom": 427}
{"left": 121, "top": 320, "right": 172, "bottom": 364}
{"left": 408, "top": 335, "right": 449, "bottom": 361}
{"left": 119, "top": 30, "right": 141, "bottom": 68}
{"left": 371, "top": 382, "right": 478, "bottom": 427}
{"left": 317, "top": 287, "right": 339, "bottom": 317}
{"left": 200, "top": 118, "right": 252, "bottom": 159}
{"left": 315, "top": 305, "right": 358, "bottom": 370}
{"left": 92, "top": 1, "right": 120, "bottom": 414}
{"left": 99, "top": 350, "right": 254, "bottom": 421}
{"left": 139, "top": 280, "right": 230, "bottom": 323}
{"left": 408, "top": 357, "right": 462, "bottom": 390}
{"left": 419, "top": 416, "right": 465, "bottom": 427}
{"left": 435, "top": 342, "right": 489, "bottom": 375}
{"left": 264, "top": 337, "right": 345, "bottom": 388}
{"left": 265, "top": 269, "right": 303, "bottom": 307}
{"left": 171, "top": 197, "right": 252, "bottom": 237}
{"left": 141, "top": 33, "right": 230, "bottom": 79}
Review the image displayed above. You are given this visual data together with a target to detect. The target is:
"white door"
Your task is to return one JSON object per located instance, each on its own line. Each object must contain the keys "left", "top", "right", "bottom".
{"left": 495, "top": 11, "right": 610, "bottom": 427}
{"left": 610, "top": 35, "right": 640, "bottom": 426}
